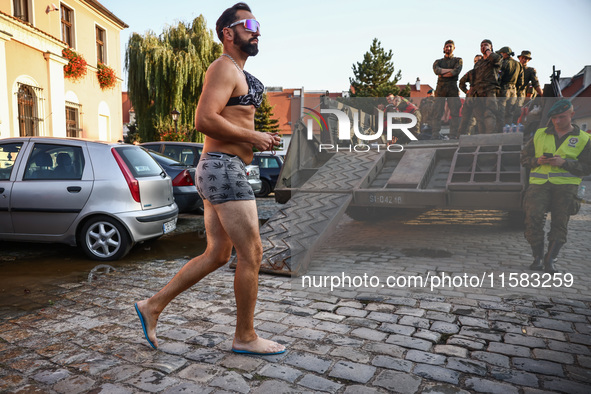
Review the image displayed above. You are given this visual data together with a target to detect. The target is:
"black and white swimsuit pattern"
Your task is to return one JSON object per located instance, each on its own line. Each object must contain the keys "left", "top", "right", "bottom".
{"left": 196, "top": 152, "right": 255, "bottom": 205}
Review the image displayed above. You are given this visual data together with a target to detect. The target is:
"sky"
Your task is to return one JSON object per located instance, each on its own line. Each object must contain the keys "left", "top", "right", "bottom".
{"left": 100, "top": 0, "right": 591, "bottom": 94}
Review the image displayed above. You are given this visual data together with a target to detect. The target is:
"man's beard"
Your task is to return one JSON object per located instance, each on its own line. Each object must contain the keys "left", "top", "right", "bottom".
{"left": 236, "top": 35, "right": 259, "bottom": 56}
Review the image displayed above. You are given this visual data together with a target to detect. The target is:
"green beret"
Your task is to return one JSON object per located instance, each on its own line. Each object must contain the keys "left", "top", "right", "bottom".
{"left": 427, "top": 89, "right": 433, "bottom": 94}
{"left": 548, "top": 99, "right": 573, "bottom": 117}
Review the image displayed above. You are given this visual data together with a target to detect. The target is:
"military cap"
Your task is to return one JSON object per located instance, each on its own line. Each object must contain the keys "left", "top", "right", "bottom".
{"left": 498, "top": 46, "right": 514, "bottom": 56}
{"left": 547, "top": 99, "right": 573, "bottom": 117}
{"left": 428, "top": 89, "right": 434, "bottom": 94}
{"left": 518, "top": 50, "right": 532, "bottom": 59}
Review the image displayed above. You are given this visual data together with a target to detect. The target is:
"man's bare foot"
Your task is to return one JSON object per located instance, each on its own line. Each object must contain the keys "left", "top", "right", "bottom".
{"left": 232, "top": 336, "right": 286, "bottom": 355}
{"left": 135, "top": 300, "right": 159, "bottom": 348}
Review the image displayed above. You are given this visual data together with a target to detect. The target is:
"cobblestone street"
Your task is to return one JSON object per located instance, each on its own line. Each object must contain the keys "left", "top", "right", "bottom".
{"left": 1, "top": 196, "right": 590, "bottom": 393}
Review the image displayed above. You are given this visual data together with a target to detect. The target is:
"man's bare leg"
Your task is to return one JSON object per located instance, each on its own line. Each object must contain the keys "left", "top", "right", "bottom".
{"left": 135, "top": 200, "right": 233, "bottom": 348}
{"left": 212, "top": 199, "right": 285, "bottom": 354}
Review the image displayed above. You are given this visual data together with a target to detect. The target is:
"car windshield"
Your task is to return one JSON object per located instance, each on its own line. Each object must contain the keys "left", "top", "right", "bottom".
{"left": 148, "top": 151, "right": 189, "bottom": 167}
{"left": 114, "top": 146, "right": 163, "bottom": 177}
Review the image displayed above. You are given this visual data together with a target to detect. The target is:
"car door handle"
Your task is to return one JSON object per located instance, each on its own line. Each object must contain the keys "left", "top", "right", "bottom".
{"left": 0, "top": 188, "right": 4, "bottom": 194}
{"left": 67, "top": 186, "right": 82, "bottom": 193}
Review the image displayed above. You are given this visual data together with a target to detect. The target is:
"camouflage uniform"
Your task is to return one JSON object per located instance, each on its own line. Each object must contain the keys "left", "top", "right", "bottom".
{"left": 420, "top": 96, "right": 435, "bottom": 129}
{"left": 432, "top": 56, "right": 463, "bottom": 138}
{"left": 471, "top": 52, "right": 502, "bottom": 134}
{"left": 498, "top": 56, "right": 524, "bottom": 131}
{"left": 458, "top": 69, "right": 479, "bottom": 135}
{"left": 514, "top": 66, "right": 541, "bottom": 123}
{"left": 521, "top": 124, "right": 591, "bottom": 269}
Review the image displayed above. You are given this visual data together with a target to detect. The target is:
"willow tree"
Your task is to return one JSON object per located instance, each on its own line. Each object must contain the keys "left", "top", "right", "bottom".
{"left": 126, "top": 16, "right": 222, "bottom": 142}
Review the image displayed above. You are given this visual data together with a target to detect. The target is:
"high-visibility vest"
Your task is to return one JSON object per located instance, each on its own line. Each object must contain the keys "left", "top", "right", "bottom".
{"left": 530, "top": 127, "right": 590, "bottom": 185}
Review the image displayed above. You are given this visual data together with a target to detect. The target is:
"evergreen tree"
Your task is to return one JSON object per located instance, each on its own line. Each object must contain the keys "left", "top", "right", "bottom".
{"left": 255, "top": 94, "right": 280, "bottom": 133}
{"left": 126, "top": 16, "right": 222, "bottom": 142}
{"left": 349, "top": 38, "right": 402, "bottom": 98}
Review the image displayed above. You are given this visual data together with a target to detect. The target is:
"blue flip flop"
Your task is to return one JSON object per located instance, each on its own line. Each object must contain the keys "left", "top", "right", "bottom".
{"left": 134, "top": 303, "right": 157, "bottom": 349}
{"left": 231, "top": 347, "right": 287, "bottom": 356}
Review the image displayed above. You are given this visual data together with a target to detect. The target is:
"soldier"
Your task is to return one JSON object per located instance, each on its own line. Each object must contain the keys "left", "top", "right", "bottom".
{"left": 497, "top": 47, "right": 524, "bottom": 132}
{"left": 514, "top": 50, "right": 544, "bottom": 123}
{"left": 458, "top": 54, "right": 483, "bottom": 135}
{"left": 388, "top": 94, "right": 421, "bottom": 140}
{"left": 432, "top": 40, "right": 463, "bottom": 139}
{"left": 521, "top": 100, "right": 591, "bottom": 273}
{"left": 471, "top": 39, "right": 502, "bottom": 134}
{"left": 419, "top": 89, "right": 435, "bottom": 135}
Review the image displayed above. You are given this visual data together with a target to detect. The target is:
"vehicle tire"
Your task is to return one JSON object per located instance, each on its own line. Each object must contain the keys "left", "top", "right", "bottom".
{"left": 79, "top": 216, "right": 132, "bottom": 261}
{"left": 255, "top": 179, "right": 271, "bottom": 198}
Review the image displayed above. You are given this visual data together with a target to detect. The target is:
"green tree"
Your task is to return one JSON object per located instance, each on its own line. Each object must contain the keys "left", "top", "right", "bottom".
{"left": 255, "top": 93, "right": 280, "bottom": 133}
{"left": 126, "top": 16, "right": 222, "bottom": 142}
{"left": 349, "top": 38, "right": 402, "bottom": 98}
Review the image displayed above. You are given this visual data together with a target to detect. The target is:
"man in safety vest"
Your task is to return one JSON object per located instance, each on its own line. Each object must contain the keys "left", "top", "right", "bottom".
{"left": 521, "top": 99, "right": 591, "bottom": 273}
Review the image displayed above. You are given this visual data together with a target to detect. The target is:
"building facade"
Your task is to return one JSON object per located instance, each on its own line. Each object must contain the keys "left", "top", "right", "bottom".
{"left": 0, "top": 0, "right": 127, "bottom": 141}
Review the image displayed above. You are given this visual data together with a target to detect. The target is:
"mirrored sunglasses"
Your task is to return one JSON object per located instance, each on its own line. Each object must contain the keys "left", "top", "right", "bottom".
{"left": 226, "top": 19, "right": 260, "bottom": 33}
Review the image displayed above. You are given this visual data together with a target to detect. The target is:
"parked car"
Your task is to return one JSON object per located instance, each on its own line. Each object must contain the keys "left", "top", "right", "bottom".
{"left": 0, "top": 137, "right": 178, "bottom": 261}
{"left": 141, "top": 141, "right": 262, "bottom": 194}
{"left": 251, "top": 152, "right": 284, "bottom": 197}
{"left": 147, "top": 150, "right": 203, "bottom": 214}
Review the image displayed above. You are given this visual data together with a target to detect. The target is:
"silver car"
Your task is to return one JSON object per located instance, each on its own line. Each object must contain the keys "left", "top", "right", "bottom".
{"left": 0, "top": 137, "right": 178, "bottom": 261}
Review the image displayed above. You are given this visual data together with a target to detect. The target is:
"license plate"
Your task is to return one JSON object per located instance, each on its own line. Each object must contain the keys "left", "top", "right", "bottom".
{"left": 163, "top": 218, "right": 177, "bottom": 234}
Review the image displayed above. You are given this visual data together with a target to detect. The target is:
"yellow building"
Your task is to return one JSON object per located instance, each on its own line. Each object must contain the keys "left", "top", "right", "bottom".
{"left": 0, "top": 1, "right": 127, "bottom": 141}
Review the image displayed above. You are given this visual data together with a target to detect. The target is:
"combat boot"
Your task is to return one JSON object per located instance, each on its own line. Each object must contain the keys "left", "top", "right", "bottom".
{"left": 543, "top": 241, "right": 565, "bottom": 274}
{"left": 528, "top": 243, "right": 544, "bottom": 271}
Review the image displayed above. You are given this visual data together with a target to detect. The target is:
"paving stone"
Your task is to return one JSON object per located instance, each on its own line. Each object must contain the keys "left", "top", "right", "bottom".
{"left": 291, "top": 340, "right": 332, "bottom": 355}
{"left": 187, "top": 332, "right": 227, "bottom": 347}
{"left": 350, "top": 327, "right": 388, "bottom": 341}
{"left": 145, "top": 353, "right": 187, "bottom": 374}
{"left": 53, "top": 375, "right": 95, "bottom": 394}
{"left": 336, "top": 307, "right": 368, "bottom": 318}
{"left": 258, "top": 364, "right": 302, "bottom": 383}
{"left": 363, "top": 342, "right": 405, "bottom": 358}
{"left": 405, "top": 350, "right": 446, "bottom": 365}
{"left": 209, "top": 371, "right": 250, "bottom": 394}
{"left": 512, "top": 357, "right": 565, "bottom": 377}
{"left": 298, "top": 374, "right": 343, "bottom": 393}
{"left": 371, "top": 355, "right": 413, "bottom": 372}
{"left": 413, "top": 364, "right": 459, "bottom": 384}
{"left": 399, "top": 316, "right": 430, "bottom": 329}
{"left": 490, "top": 366, "right": 539, "bottom": 387}
{"left": 503, "top": 333, "right": 546, "bottom": 348}
{"left": 379, "top": 323, "right": 415, "bottom": 335}
{"left": 330, "top": 346, "right": 371, "bottom": 363}
{"left": 184, "top": 348, "right": 226, "bottom": 364}
{"left": 413, "top": 329, "right": 441, "bottom": 343}
{"left": 420, "top": 301, "right": 452, "bottom": 313}
{"left": 160, "top": 327, "right": 200, "bottom": 341}
{"left": 565, "top": 365, "right": 591, "bottom": 383}
{"left": 283, "top": 327, "right": 326, "bottom": 341}
{"left": 547, "top": 339, "right": 591, "bottom": 355}
{"left": 253, "top": 379, "right": 313, "bottom": 394}
{"left": 308, "top": 302, "right": 337, "bottom": 312}
{"left": 525, "top": 327, "right": 567, "bottom": 341}
{"left": 343, "top": 385, "right": 386, "bottom": 394}
{"left": 543, "top": 378, "right": 591, "bottom": 394}
{"left": 125, "top": 369, "right": 178, "bottom": 393}
{"left": 341, "top": 317, "right": 379, "bottom": 329}
{"left": 284, "top": 352, "right": 332, "bottom": 373}
{"left": 430, "top": 321, "right": 460, "bottom": 334}
{"left": 471, "top": 351, "right": 510, "bottom": 368}
{"left": 446, "top": 357, "right": 487, "bottom": 376}
{"left": 425, "top": 311, "right": 457, "bottom": 323}
{"left": 487, "top": 342, "right": 531, "bottom": 357}
{"left": 458, "top": 327, "right": 502, "bottom": 342}
{"left": 161, "top": 382, "right": 214, "bottom": 394}
{"left": 315, "top": 321, "right": 351, "bottom": 334}
{"left": 313, "top": 312, "right": 346, "bottom": 323}
{"left": 446, "top": 335, "right": 486, "bottom": 350}
{"left": 458, "top": 316, "right": 489, "bottom": 328}
{"left": 158, "top": 341, "right": 192, "bottom": 355}
{"left": 532, "top": 317, "right": 574, "bottom": 332}
{"left": 384, "top": 297, "right": 417, "bottom": 307}
{"left": 220, "top": 354, "right": 263, "bottom": 372}
{"left": 372, "top": 370, "right": 422, "bottom": 394}
{"left": 433, "top": 345, "right": 468, "bottom": 358}
{"left": 88, "top": 383, "right": 135, "bottom": 394}
{"left": 532, "top": 348, "right": 575, "bottom": 364}
{"left": 386, "top": 334, "right": 432, "bottom": 351}
{"left": 465, "top": 377, "right": 519, "bottom": 394}
{"left": 568, "top": 333, "right": 591, "bottom": 346}
{"left": 324, "top": 334, "right": 364, "bottom": 347}
{"left": 329, "top": 360, "right": 376, "bottom": 383}
{"left": 31, "top": 369, "right": 71, "bottom": 385}
{"left": 578, "top": 355, "right": 591, "bottom": 369}
{"left": 177, "top": 364, "right": 220, "bottom": 384}
{"left": 366, "top": 312, "right": 398, "bottom": 323}
{"left": 396, "top": 307, "right": 425, "bottom": 317}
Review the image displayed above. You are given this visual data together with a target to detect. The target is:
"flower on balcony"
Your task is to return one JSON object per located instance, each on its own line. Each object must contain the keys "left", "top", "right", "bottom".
{"left": 62, "top": 48, "right": 87, "bottom": 81}
{"left": 97, "top": 62, "right": 117, "bottom": 90}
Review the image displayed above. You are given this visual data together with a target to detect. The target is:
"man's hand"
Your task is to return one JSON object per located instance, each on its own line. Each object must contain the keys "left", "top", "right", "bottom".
{"left": 253, "top": 132, "right": 280, "bottom": 152}
{"left": 537, "top": 155, "right": 565, "bottom": 167}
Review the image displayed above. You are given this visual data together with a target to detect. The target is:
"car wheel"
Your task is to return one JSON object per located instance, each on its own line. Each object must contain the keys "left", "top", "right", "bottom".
{"left": 80, "top": 216, "right": 132, "bottom": 261}
{"left": 255, "top": 180, "right": 271, "bottom": 198}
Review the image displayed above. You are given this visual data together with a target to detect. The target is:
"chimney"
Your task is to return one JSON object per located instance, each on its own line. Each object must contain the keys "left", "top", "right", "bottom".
{"left": 415, "top": 77, "right": 421, "bottom": 92}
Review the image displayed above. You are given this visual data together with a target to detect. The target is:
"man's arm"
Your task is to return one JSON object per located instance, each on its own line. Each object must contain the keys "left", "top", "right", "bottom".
{"left": 560, "top": 140, "right": 591, "bottom": 177}
{"left": 459, "top": 70, "right": 471, "bottom": 94}
{"left": 520, "top": 135, "right": 539, "bottom": 169}
{"left": 195, "top": 61, "right": 276, "bottom": 151}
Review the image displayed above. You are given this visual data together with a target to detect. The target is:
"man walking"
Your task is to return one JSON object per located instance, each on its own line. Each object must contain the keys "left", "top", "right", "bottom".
{"left": 135, "top": 2, "right": 285, "bottom": 356}
{"left": 521, "top": 100, "right": 591, "bottom": 273}
{"left": 432, "top": 40, "right": 463, "bottom": 139}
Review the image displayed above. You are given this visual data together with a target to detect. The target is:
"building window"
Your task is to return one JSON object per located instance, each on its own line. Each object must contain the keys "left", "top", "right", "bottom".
{"left": 96, "top": 26, "right": 106, "bottom": 64}
{"left": 61, "top": 4, "right": 74, "bottom": 47}
{"left": 16, "top": 84, "right": 44, "bottom": 137}
{"left": 13, "top": 0, "right": 30, "bottom": 23}
{"left": 65, "top": 102, "right": 82, "bottom": 138}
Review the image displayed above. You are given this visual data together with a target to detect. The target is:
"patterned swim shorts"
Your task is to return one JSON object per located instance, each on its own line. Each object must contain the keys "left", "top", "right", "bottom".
{"left": 196, "top": 152, "right": 255, "bottom": 205}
